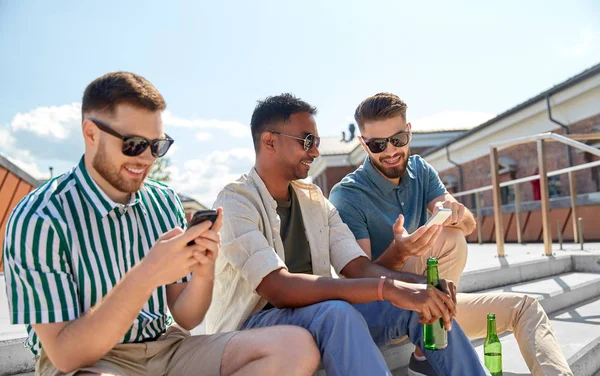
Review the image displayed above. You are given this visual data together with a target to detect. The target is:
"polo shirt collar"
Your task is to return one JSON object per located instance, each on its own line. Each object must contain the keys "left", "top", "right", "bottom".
{"left": 73, "top": 157, "right": 141, "bottom": 217}
{"left": 363, "top": 155, "right": 416, "bottom": 194}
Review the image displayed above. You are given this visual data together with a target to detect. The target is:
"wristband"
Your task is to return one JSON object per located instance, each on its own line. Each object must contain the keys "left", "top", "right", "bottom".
{"left": 378, "top": 276, "right": 386, "bottom": 301}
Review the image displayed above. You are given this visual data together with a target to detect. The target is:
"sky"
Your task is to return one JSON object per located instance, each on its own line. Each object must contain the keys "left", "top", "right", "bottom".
{"left": 1, "top": 0, "right": 599, "bottom": 206}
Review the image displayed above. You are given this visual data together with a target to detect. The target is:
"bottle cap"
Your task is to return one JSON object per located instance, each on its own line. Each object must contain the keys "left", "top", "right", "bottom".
{"left": 426, "top": 257, "right": 438, "bottom": 266}
{"left": 487, "top": 313, "right": 496, "bottom": 319}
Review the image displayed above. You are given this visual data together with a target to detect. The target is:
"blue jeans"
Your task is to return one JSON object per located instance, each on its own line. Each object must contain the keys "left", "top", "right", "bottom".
{"left": 243, "top": 300, "right": 490, "bottom": 376}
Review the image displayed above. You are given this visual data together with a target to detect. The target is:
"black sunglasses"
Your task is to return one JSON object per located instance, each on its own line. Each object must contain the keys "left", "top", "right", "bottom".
{"left": 270, "top": 131, "right": 320, "bottom": 151}
{"left": 363, "top": 130, "right": 411, "bottom": 154}
{"left": 87, "top": 118, "right": 174, "bottom": 158}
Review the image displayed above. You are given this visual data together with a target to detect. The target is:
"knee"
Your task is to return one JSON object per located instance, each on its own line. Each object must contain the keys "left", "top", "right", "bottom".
{"left": 312, "top": 300, "right": 368, "bottom": 331}
{"left": 269, "top": 326, "right": 321, "bottom": 373}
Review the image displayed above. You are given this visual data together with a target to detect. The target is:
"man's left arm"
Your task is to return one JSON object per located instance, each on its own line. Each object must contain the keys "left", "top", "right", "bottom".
{"left": 428, "top": 193, "right": 476, "bottom": 236}
{"left": 166, "top": 193, "right": 221, "bottom": 331}
{"left": 325, "top": 199, "right": 426, "bottom": 284}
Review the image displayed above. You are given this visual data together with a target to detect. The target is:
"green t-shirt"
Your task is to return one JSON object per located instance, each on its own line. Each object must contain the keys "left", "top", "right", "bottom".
{"left": 263, "top": 187, "right": 313, "bottom": 310}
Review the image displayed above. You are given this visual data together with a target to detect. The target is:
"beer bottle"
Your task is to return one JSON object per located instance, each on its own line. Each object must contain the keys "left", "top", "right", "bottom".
{"left": 484, "top": 313, "right": 502, "bottom": 375}
{"left": 423, "top": 257, "right": 447, "bottom": 350}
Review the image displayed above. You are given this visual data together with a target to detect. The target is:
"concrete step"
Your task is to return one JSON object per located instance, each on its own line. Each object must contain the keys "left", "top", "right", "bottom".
{"left": 480, "top": 272, "right": 600, "bottom": 315}
{"left": 384, "top": 272, "right": 600, "bottom": 375}
{"left": 459, "top": 254, "right": 574, "bottom": 293}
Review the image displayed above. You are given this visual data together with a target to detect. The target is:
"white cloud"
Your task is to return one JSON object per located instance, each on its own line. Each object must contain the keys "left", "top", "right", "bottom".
{"left": 162, "top": 110, "right": 250, "bottom": 138}
{"left": 195, "top": 132, "right": 213, "bottom": 141}
{"left": 0, "top": 127, "right": 16, "bottom": 149}
{"left": 7, "top": 155, "right": 50, "bottom": 180}
{"left": 169, "top": 148, "right": 255, "bottom": 207}
{"left": 10, "top": 103, "right": 81, "bottom": 139}
{"left": 411, "top": 110, "right": 495, "bottom": 132}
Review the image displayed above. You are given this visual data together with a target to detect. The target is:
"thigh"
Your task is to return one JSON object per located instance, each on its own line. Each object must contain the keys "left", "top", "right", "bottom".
{"left": 163, "top": 331, "right": 238, "bottom": 376}
{"left": 36, "top": 345, "right": 147, "bottom": 376}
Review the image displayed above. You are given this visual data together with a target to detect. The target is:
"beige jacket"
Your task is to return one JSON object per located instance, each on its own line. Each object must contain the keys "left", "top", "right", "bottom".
{"left": 205, "top": 168, "right": 367, "bottom": 333}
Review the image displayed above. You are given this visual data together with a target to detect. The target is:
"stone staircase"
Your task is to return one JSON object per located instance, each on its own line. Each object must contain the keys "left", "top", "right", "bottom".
{"left": 386, "top": 253, "right": 600, "bottom": 375}
{"left": 3, "top": 251, "right": 600, "bottom": 376}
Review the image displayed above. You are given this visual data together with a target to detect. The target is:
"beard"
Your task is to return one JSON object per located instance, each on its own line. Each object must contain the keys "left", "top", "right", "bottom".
{"left": 92, "top": 142, "right": 149, "bottom": 194}
{"left": 370, "top": 151, "right": 409, "bottom": 180}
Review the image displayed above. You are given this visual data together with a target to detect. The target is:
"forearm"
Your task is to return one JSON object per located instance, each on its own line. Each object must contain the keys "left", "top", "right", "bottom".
{"left": 260, "top": 271, "right": 382, "bottom": 308}
{"left": 373, "top": 240, "right": 409, "bottom": 270}
{"left": 343, "top": 256, "right": 426, "bottom": 284}
{"left": 169, "top": 275, "right": 214, "bottom": 330}
{"left": 43, "top": 264, "right": 155, "bottom": 372}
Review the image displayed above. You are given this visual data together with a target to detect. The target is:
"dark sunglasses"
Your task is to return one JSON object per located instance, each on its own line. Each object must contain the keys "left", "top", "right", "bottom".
{"left": 363, "top": 130, "right": 411, "bottom": 154}
{"left": 87, "top": 118, "right": 174, "bottom": 158}
{"left": 270, "top": 131, "right": 320, "bottom": 151}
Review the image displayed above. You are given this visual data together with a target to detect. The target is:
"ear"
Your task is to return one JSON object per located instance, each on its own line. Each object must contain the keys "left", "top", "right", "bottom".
{"left": 82, "top": 119, "right": 99, "bottom": 148}
{"left": 260, "top": 131, "right": 276, "bottom": 153}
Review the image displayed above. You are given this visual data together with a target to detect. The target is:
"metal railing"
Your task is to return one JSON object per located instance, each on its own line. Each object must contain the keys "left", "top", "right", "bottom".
{"left": 451, "top": 132, "right": 600, "bottom": 257}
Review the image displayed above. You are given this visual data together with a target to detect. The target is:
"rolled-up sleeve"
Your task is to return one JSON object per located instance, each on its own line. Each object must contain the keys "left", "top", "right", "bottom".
{"left": 216, "top": 190, "right": 287, "bottom": 291}
{"left": 325, "top": 198, "right": 368, "bottom": 274}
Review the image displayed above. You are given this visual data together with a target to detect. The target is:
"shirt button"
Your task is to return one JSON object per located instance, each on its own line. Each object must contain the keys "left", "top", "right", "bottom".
{"left": 401, "top": 202, "right": 405, "bottom": 206}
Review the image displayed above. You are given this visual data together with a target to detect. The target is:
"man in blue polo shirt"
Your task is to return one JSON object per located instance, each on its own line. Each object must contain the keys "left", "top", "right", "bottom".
{"left": 329, "top": 92, "right": 572, "bottom": 376}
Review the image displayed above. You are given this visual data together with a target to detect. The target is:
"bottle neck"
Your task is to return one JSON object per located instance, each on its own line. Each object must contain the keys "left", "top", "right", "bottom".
{"left": 427, "top": 265, "right": 439, "bottom": 286}
{"left": 487, "top": 318, "right": 497, "bottom": 338}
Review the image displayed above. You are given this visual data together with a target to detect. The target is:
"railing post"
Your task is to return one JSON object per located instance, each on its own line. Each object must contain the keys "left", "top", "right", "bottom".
{"left": 514, "top": 183, "right": 523, "bottom": 244}
{"left": 557, "top": 220, "right": 563, "bottom": 250}
{"left": 568, "top": 171, "right": 579, "bottom": 243}
{"left": 537, "top": 139, "right": 553, "bottom": 256}
{"left": 490, "top": 146, "right": 505, "bottom": 257}
{"left": 475, "top": 191, "right": 483, "bottom": 245}
{"left": 578, "top": 217, "right": 584, "bottom": 250}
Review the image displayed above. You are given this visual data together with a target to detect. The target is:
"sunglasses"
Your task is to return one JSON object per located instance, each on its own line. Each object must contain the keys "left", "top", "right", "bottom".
{"left": 363, "top": 130, "right": 411, "bottom": 154}
{"left": 270, "top": 131, "right": 320, "bottom": 151}
{"left": 87, "top": 118, "right": 174, "bottom": 158}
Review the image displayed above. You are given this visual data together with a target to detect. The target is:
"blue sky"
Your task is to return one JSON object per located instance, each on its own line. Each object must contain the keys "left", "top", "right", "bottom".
{"left": 1, "top": 0, "right": 599, "bottom": 205}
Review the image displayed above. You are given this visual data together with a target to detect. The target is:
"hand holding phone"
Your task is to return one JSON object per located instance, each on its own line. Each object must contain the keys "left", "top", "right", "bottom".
{"left": 187, "top": 209, "right": 219, "bottom": 246}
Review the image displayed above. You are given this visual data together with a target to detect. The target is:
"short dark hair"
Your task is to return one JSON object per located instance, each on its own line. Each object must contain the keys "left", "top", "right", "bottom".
{"left": 354, "top": 92, "right": 408, "bottom": 132}
{"left": 81, "top": 72, "right": 166, "bottom": 120}
{"left": 250, "top": 93, "right": 318, "bottom": 151}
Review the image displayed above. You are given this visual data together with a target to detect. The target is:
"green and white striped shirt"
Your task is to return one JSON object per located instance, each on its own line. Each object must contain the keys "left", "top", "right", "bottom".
{"left": 3, "top": 157, "right": 188, "bottom": 355}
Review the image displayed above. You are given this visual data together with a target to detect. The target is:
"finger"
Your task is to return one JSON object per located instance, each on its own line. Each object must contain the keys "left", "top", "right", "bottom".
{"left": 420, "top": 306, "right": 432, "bottom": 323}
{"left": 415, "top": 225, "right": 441, "bottom": 249}
{"left": 180, "top": 220, "right": 213, "bottom": 246}
{"left": 434, "top": 288, "right": 456, "bottom": 317}
{"left": 451, "top": 202, "right": 460, "bottom": 224}
{"left": 196, "top": 229, "right": 221, "bottom": 243}
{"left": 457, "top": 205, "right": 465, "bottom": 224}
{"left": 408, "top": 225, "right": 428, "bottom": 243}
{"left": 193, "top": 251, "right": 211, "bottom": 264}
{"left": 159, "top": 227, "right": 184, "bottom": 241}
{"left": 431, "top": 293, "right": 452, "bottom": 330}
{"left": 393, "top": 214, "right": 405, "bottom": 234}
{"left": 198, "top": 239, "right": 220, "bottom": 261}
{"left": 211, "top": 207, "right": 224, "bottom": 232}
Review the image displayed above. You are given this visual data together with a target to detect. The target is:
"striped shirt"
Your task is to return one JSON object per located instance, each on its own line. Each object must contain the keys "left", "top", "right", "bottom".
{"left": 2, "top": 157, "right": 188, "bottom": 355}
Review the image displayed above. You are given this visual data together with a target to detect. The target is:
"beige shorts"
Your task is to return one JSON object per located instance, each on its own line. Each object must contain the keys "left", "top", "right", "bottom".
{"left": 36, "top": 327, "right": 238, "bottom": 376}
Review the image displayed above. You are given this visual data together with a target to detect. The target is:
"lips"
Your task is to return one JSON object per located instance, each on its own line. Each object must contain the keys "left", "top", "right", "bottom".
{"left": 124, "top": 165, "right": 149, "bottom": 176}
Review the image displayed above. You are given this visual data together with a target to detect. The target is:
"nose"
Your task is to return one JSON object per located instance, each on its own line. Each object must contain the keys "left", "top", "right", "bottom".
{"left": 138, "top": 147, "right": 156, "bottom": 164}
{"left": 383, "top": 138, "right": 398, "bottom": 155}
{"left": 308, "top": 144, "right": 320, "bottom": 158}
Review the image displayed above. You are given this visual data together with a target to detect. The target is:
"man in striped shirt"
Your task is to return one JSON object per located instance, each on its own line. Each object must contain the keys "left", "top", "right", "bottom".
{"left": 3, "top": 72, "right": 319, "bottom": 376}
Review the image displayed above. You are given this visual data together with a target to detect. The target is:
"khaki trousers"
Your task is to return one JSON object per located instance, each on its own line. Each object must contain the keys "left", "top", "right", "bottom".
{"left": 36, "top": 326, "right": 237, "bottom": 376}
{"left": 401, "top": 227, "right": 573, "bottom": 376}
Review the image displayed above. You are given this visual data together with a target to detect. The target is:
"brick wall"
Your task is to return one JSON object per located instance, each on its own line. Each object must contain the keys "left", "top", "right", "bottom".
{"left": 437, "top": 113, "right": 600, "bottom": 208}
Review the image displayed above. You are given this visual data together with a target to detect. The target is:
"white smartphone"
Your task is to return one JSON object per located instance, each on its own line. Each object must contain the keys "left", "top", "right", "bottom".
{"left": 424, "top": 208, "right": 452, "bottom": 227}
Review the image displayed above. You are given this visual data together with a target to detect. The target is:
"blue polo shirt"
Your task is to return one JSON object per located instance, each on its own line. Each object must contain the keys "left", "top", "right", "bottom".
{"left": 329, "top": 155, "right": 447, "bottom": 260}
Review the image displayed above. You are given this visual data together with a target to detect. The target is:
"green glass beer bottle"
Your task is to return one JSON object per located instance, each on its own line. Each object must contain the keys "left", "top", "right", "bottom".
{"left": 484, "top": 313, "right": 502, "bottom": 376}
{"left": 423, "top": 257, "right": 447, "bottom": 350}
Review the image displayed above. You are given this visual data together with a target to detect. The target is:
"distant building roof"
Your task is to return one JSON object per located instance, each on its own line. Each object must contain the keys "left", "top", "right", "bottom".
{"left": 0, "top": 153, "right": 40, "bottom": 188}
{"left": 423, "top": 61, "right": 600, "bottom": 157}
{"left": 319, "top": 137, "right": 361, "bottom": 156}
{"left": 178, "top": 192, "right": 208, "bottom": 209}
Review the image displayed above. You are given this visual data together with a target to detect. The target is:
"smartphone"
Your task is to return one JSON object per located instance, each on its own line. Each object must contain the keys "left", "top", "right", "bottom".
{"left": 187, "top": 209, "right": 219, "bottom": 246}
{"left": 424, "top": 208, "right": 452, "bottom": 227}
